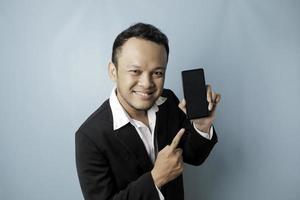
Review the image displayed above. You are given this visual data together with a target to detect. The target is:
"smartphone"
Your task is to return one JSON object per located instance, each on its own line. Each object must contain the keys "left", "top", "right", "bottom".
{"left": 181, "top": 68, "right": 208, "bottom": 119}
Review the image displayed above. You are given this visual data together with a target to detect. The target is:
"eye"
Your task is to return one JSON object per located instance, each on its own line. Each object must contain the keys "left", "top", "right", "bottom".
{"left": 129, "top": 70, "right": 141, "bottom": 75}
{"left": 153, "top": 71, "right": 164, "bottom": 78}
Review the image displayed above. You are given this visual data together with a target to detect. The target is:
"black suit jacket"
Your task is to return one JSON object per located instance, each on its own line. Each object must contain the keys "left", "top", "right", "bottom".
{"left": 76, "top": 89, "right": 218, "bottom": 200}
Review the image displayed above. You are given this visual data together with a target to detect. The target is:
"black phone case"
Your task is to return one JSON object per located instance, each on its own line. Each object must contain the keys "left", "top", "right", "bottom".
{"left": 181, "top": 68, "right": 208, "bottom": 119}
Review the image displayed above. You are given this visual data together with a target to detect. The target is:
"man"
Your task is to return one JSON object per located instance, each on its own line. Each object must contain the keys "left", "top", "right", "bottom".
{"left": 76, "top": 22, "right": 221, "bottom": 200}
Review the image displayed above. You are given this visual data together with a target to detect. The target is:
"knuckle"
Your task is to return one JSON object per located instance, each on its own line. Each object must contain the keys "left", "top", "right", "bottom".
{"left": 212, "top": 92, "right": 216, "bottom": 98}
{"left": 180, "top": 167, "right": 184, "bottom": 173}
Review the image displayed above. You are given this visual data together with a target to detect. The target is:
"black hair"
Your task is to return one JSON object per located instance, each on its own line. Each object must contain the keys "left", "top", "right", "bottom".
{"left": 111, "top": 22, "right": 169, "bottom": 66}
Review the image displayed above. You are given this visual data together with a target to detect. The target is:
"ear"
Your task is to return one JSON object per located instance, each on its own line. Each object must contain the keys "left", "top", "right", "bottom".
{"left": 108, "top": 62, "right": 117, "bottom": 81}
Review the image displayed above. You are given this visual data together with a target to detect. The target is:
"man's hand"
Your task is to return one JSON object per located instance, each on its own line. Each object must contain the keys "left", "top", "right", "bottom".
{"left": 178, "top": 84, "right": 221, "bottom": 133}
{"left": 151, "top": 128, "right": 185, "bottom": 188}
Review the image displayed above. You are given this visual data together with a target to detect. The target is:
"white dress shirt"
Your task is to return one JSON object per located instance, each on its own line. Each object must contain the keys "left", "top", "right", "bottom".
{"left": 109, "top": 87, "right": 213, "bottom": 200}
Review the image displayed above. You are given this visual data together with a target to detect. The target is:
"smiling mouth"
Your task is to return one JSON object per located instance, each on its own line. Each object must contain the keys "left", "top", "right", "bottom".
{"left": 133, "top": 91, "right": 155, "bottom": 98}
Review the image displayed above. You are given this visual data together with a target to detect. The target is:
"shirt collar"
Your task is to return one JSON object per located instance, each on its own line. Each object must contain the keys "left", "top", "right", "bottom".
{"left": 109, "top": 87, "right": 167, "bottom": 131}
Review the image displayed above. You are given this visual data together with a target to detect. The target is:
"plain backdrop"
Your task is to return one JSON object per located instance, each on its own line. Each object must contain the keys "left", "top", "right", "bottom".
{"left": 1, "top": 0, "right": 299, "bottom": 199}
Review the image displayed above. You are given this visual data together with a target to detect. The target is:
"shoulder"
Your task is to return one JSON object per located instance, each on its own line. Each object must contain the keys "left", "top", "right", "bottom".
{"left": 161, "top": 88, "right": 180, "bottom": 105}
{"left": 76, "top": 99, "right": 113, "bottom": 138}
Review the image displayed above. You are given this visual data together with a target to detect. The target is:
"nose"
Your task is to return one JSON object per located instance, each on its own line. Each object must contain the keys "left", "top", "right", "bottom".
{"left": 138, "top": 73, "right": 154, "bottom": 89}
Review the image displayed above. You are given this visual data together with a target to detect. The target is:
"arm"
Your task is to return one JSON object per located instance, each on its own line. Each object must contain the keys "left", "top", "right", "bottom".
{"left": 169, "top": 89, "right": 219, "bottom": 166}
{"left": 181, "top": 121, "right": 218, "bottom": 165}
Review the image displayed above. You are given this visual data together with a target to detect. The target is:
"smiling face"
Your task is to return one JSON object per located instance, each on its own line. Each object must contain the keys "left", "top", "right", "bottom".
{"left": 109, "top": 37, "right": 168, "bottom": 117}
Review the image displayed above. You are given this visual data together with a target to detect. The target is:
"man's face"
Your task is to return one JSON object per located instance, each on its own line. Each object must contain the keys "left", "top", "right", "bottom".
{"left": 109, "top": 37, "right": 167, "bottom": 116}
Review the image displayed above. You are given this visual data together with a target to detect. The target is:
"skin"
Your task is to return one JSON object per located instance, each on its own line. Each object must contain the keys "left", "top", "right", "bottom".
{"left": 108, "top": 37, "right": 221, "bottom": 187}
{"left": 109, "top": 37, "right": 167, "bottom": 125}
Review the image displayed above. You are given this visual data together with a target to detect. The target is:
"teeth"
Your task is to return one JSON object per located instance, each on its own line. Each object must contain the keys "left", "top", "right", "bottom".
{"left": 135, "top": 91, "right": 152, "bottom": 96}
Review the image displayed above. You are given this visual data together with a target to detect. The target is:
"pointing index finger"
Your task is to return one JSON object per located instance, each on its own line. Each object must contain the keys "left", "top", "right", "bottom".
{"left": 170, "top": 128, "right": 185, "bottom": 150}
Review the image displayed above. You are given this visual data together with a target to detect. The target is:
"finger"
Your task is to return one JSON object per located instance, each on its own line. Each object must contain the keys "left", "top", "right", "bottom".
{"left": 207, "top": 86, "right": 214, "bottom": 111}
{"left": 178, "top": 154, "right": 183, "bottom": 165}
{"left": 209, "top": 95, "right": 220, "bottom": 117}
{"left": 178, "top": 99, "right": 187, "bottom": 114}
{"left": 209, "top": 105, "right": 217, "bottom": 118}
{"left": 170, "top": 128, "right": 185, "bottom": 150}
{"left": 206, "top": 85, "right": 212, "bottom": 103}
{"left": 176, "top": 150, "right": 184, "bottom": 165}
{"left": 174, "top": 149, "right": 183, "bottom": 163}
{"left": 210, "top": 94, "right": 221, "bottom": 112}
{"left": 212, "top": 91, "right": 217, "bottom": 102}
{"left": 209, "top": 91, "right": 217, "bottom": 111}
{"left": 215, "top": 93, "right": 221, "bottom": 104}
{"left": 174, "top": 148, "right": 183, "bottom": 155}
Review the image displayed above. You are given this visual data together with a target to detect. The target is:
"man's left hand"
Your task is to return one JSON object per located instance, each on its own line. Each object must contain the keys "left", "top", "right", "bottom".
{"left": 178, "top": 84, "right": 221, "bottom": 133}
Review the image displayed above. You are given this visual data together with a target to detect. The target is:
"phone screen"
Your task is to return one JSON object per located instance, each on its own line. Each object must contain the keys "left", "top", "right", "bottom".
{"left": 181, "top": 68, "right": 208, "bottom": 119}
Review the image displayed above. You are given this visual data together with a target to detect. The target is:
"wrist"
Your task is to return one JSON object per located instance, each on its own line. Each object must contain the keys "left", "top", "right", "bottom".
{"left": 151, "top": 170, "right": 164, "bottom": 188}
{"left": 194, "top": 122, "right": 211, "bottom": 133}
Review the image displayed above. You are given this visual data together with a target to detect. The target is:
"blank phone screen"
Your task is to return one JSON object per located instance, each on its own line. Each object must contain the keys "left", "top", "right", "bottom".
{"left": 182, "top": 68, "right": 208, "bottom": 119}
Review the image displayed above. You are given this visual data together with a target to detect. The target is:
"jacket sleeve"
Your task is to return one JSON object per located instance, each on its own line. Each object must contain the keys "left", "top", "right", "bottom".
{"left": 75, "top": 130, "right": 160, "bottom": 200}
{"left": 167, "top": 89, "right": 218, "bottom": 166}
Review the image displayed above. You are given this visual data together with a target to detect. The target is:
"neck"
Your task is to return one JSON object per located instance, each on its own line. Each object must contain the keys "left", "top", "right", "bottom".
{"left": 131, "top": 112, "right": 149, "bottom": 127}
{"left": 125, "top": 107, "right": 149, "bottom": 127}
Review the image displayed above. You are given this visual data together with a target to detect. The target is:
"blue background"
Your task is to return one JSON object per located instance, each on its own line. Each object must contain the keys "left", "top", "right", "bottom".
{"left": 1, "top": 0, "right": 299, "bottom": 199}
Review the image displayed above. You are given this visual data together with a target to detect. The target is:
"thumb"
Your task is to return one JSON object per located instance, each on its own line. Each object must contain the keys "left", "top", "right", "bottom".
{"left": 178, "top": 99, "right": 187, "bottom": 114}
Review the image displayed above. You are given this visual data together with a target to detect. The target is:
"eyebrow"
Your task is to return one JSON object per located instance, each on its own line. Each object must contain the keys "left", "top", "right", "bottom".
{"left": 154, "top": 67, "right": 166, "bottom": 70}
{"left": 127, "top": 65, "right": 141, "bottom": 68}
{"left": 127, "top": 65, "right": 166, "bottom": 70}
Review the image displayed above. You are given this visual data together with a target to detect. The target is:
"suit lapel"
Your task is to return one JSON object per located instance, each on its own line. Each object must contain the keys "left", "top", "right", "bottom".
{"left": 155, "top": 103, "right": 170, "bottom": 151}
{"left": 114, "top": 124, "right": 153, "bottom": 172}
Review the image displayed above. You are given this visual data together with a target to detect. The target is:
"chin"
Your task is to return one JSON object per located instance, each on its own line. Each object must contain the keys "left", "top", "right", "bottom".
{"left": 133, "top": 103, "right": 155, "bottom": 111}
{"left": 130, "top": 93, "right": 159, "bottom": 110}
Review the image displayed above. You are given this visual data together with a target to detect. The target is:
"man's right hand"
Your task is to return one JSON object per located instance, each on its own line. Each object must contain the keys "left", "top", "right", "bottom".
{"left": 151, "top": 128, "right": 185, "bottom": 188}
